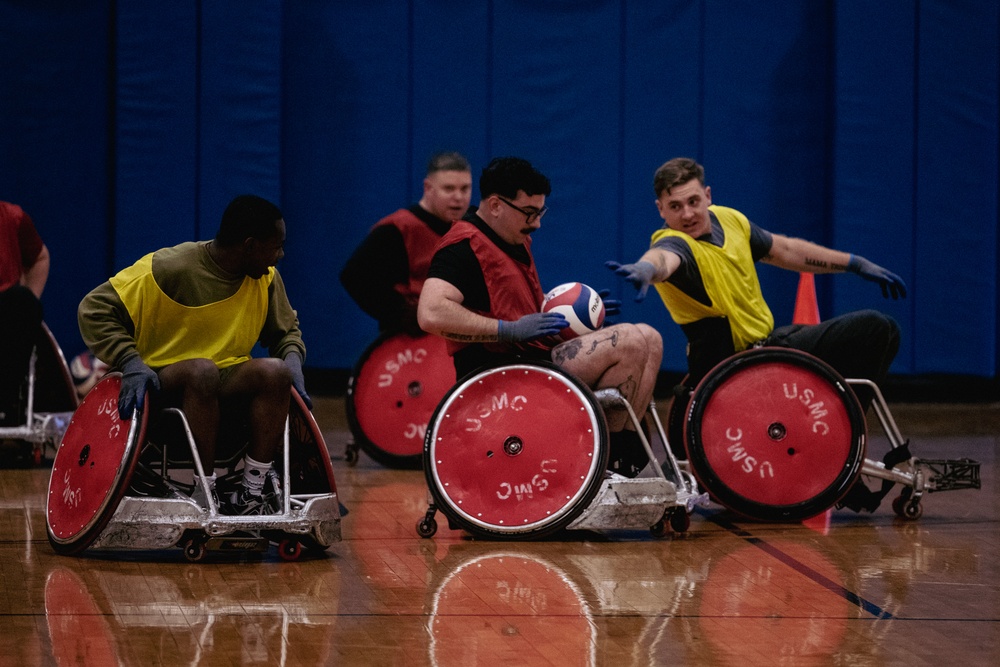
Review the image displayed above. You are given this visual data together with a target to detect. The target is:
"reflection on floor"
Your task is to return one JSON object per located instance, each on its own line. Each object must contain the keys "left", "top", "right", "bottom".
{"left": 0, "top": 396, "right": 996, "bottom": 666}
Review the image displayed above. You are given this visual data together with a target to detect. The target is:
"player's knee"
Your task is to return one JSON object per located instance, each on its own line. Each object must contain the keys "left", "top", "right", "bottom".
{"left": 253, "top": 357, "right": 293, "bottom": 392}
{"left": 178, "top": 358, "right": 220, "bottom": 396}
{"left": 856, "top": 309, "right": 900, "bottom": 350}
{"left": 635, "top": 323, "right": 663, "bottom": 353}
{"left": 615, "top": 322, "right": 662, "bottom": 359}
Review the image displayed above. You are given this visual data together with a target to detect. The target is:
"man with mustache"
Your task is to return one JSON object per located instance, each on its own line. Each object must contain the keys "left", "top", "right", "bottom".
{"left": 418, "top": 157, "right": 663, "bottom": 477}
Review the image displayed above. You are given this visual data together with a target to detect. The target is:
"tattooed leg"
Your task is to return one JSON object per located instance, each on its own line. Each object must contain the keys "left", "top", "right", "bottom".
{"left": 552, "top": 338, "right": 583, "bottom": 364}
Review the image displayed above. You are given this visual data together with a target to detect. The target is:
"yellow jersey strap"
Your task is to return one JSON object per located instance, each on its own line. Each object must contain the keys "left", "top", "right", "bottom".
{"left": 110, "top": 252, "right": 273, "bottom": 369}
{"left": 650, "top": 205, "right": 773, "bottom": 351}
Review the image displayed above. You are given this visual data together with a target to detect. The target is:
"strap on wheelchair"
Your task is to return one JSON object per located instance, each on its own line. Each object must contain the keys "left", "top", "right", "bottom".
{"left": 836, "top": 440, "right": 913, "bottom": 513}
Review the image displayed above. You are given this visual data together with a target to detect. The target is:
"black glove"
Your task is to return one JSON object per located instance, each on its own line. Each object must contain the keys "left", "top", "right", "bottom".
{"left": 118, "top": 356, "right": 160, "bottom": 420}
{"left": 284, "top": 352, "right": 312, "bottom": 410}
{"left": 847, "top": 255, "right": 907, "bottom": 299}
{"left": 605, "top": 260, "right": 657, "bottom": 302}
{"left": 497, "top": 312, "right": 568, "bottom": 344}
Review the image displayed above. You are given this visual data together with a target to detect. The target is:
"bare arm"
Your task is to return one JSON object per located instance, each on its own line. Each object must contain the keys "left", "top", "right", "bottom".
{"left": 417, "top": 277, "right": 501, "bottom": 343}
{"left": 637, "top": 247, "right": 683, "bottom": 282}
{"left": 761, "top": 234, "right": 851, "bottom": 273}
{"left": 21, "top": 244, "right": 49, "bottom": 298}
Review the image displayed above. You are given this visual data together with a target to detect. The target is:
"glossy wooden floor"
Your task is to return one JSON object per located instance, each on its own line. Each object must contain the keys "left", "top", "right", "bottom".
{"left": 2, "top": 397, "right": 996, "bottom": 666}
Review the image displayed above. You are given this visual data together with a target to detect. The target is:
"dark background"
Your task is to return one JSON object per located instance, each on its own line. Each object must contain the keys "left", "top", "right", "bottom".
{"left": 2, "top": 1, "right": 997, "bottom": 397}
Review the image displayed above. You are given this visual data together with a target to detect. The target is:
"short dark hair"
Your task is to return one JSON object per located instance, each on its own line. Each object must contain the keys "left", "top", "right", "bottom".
{"left": 426, "top": 151, "right": 471, "bottom": 175}
{"left": 479, "top": 157, "right": 551, "bottom": 200}
{"left": 216, "top": 195, "right": 283, "bottom": 247}
{"left": 653, "top": 158, "right": 705, "bottom": 197}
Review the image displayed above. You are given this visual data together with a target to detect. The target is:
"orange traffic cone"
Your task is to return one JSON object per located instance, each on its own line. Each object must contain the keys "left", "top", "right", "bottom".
{"left": 792, "top": 273, "right": 821, "bottom": 325}
{"left": 792, "top": 272, "right": 831, "bottom": 531}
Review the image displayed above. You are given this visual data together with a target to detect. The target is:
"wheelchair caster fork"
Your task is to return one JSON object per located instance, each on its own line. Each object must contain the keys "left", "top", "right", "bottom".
{"left": 417, "top": 505, "right": 438, "bottom": 538}
{"left": 182, "top": 536, "right": 208, "bottom": 562}
{"left": 344, "top": 439, "right": 359, "bottom": 466}
{"left": 892, "top": 488, "right": 924, "bottom": 521}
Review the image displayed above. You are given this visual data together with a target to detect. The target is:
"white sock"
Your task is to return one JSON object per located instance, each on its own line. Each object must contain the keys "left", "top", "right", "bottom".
{"left": 242, "top": 455, "right": 271, "bottom": 496}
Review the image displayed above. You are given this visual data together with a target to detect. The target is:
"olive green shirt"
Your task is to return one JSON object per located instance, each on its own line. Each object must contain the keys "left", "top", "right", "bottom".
{"left": 78, "top": 241, "right": 305, "bottom": 370}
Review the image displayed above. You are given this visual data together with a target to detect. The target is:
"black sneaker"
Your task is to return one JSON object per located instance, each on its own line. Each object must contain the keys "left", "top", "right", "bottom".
{"left": 220, "top": 488, "right": 277, "bottom": 516}
{"left": 608, "top": 428, "right": 650, "bottom": 478}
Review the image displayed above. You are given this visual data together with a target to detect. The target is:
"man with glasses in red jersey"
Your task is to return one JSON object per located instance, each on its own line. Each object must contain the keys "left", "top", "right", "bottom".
{"left": 418, "top": 157, "right": 663, "bottom": 477}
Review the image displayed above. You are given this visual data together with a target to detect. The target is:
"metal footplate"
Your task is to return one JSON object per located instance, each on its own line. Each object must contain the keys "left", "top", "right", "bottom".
{"left": 566, "top": 475, "right": 677, "bottom": 531}
{"left": 90, "top": 494, "right": 343, "bottom": 551}
{"left": 918, "top": 458, "right": 981, "bottom": 492}
{"left": 848, "top": 378, "right": 982, "bottom": 520}
{"left": 593, "top": 389, "right": 709, "bottom": 534}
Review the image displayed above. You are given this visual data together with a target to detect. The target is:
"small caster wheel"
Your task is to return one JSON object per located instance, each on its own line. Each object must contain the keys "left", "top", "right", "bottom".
{"left": 902, "top": 500, "right": 923, "bottom": 521}
{"left": 669, "top": 509, "right": 691, "bottom": 533}
{"left": 344, "top": 445, "right": 359, "bottom": 466}
{"left": 416, "top": 517, "right": 437, "bottom": 538}
{"left": 183, "top": 537, "right": 207, "bottom": 562}
{"left": 278, "top": 539, "right": 303, "bottom": 561}
{"left": 891, "top": 494, "right": 905, "bottom": 517}
{"left": 650, "top": 518, "right": 669, "bottom": 538}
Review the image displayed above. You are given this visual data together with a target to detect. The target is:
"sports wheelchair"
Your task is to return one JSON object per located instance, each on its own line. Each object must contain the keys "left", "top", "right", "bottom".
{"left": 46, "top": 373, "right": 341, "bottom": 561}
{"left": 415, "top": 348, "right": 981, "bottom": 539}
{"left": 0, "top": 322, "right": 77, "bottom": 465}
{"left": 416, "top": 362, "right": 706, "bottom": 540}
{"left": 345, "top": 332, "right": 455, "bottom": 468}
{"left": 666, "top": 347, "right": 981, "bottom": 522}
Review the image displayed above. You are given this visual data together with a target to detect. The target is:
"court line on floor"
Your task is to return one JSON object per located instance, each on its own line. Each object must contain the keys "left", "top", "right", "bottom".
{"left": 710, "top": 515, "right": 894, "bottom": 620}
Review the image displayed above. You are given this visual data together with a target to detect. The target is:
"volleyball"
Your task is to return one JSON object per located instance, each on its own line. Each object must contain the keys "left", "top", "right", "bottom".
{"left": 541, "top": 282, "right": 606, "bottom": 340}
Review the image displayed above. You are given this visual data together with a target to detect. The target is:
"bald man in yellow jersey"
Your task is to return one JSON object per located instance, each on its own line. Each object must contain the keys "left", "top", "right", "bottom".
{"left": 78, "top": 195, "right": 308, "bottom": 516}
{"left": 608, "top": 157, "right": 905, "bottom": 390}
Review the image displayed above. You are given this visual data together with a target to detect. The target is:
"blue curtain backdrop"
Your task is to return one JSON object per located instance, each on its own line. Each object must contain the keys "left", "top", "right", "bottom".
{"left": 1, "top": 0, "right": 997, "bottom": 377}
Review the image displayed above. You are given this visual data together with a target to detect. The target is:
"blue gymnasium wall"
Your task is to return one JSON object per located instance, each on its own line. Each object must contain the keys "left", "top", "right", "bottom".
{"left": 1, "top": 1, "right": 997, "bottom": 377}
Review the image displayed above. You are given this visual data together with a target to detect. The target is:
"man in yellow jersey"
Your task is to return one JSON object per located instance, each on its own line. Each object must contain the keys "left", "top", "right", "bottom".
{"left": 78, "top": 195, "right": 308, "bottom": 515}
{"left": 607, "top": 157, "right": 905, "bottom": 389}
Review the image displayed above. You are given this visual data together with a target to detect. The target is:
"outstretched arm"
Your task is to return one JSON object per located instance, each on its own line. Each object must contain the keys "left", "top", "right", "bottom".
{"left": 760, "top": 234, "right": 851, "bottom": 273}
{"left": 605, "top": 247, "right": 682, "bottom": 301}
{"left": 763, "top": 233, "right": 906, "bottom": 299}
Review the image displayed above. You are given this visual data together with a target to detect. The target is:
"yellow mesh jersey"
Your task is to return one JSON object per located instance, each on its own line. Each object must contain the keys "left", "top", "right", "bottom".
{"left": 110, "top": 252, "right": 273, "bottom": 369}
{"left": 651, "top": 205, "right": 774, "bottom": 351}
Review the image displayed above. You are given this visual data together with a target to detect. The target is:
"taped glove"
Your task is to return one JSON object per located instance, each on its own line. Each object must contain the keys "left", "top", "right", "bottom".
{"left": 596, "top": 289, "right": 622, "bottom": 319}
{"left": 284, "top": 352, "right": 312, "bottom": 410}
{"left": 605, "top": 260, "right": 657, "bottom": 302}
{"left": 497, "top": 312, "right": 569, "bottom": 344}
{"left": 118, "top": 356, "right": 160, "bottom": 420}
{"left": 847, "top": 255, "right": 907, "bottom": 300}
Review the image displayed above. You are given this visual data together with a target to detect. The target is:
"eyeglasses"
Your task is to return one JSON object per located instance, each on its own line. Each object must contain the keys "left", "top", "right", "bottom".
{"left": 496, "top": 196, "right": 548, "bottom": 223}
